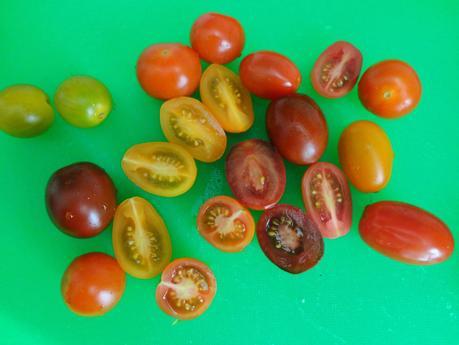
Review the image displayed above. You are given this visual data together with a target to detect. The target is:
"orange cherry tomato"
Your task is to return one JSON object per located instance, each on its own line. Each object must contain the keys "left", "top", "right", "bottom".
{"left": 197, "top": 195, "right": 255, "bottom": 252}
{"left": 156, "top": 258, "right": 217, "bottom": 320}
{"left": 358, "top": 60, "right": 421, "bottom": 118}
{"left": 338, "top": 120, "right": 394, "bottom": 193}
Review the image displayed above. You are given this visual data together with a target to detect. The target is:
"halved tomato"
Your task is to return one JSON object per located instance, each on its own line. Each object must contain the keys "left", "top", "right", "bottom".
{"left": 160, "top": 97, "right": 227, "bottom": 163}
{"left": 200, "top": 64, "right": 254, "bottom": 133}
{"left": 225, "top": 139, "right": 286, "bottom": 210}
{"left": 302, "top": 162, "right": 352, "bottom": 239}
{"left": 197, "top": 195, "right": 255, "bottom": 252}
{"left": 311, "top": 41, "right": 363, "bottom": 98}
{"left": 113, "top": 197, "right": 172, "bottom": 279}
{"left": 156, "top": 258, "right": 216, "bottom": 320}
{"left": 121, "top": 142, "right": 197, "bottom": 197}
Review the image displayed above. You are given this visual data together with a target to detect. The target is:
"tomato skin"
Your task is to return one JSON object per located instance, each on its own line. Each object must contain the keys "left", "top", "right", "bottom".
{"left": 190, "top": 13, "right": 244, "bottom": 64}
{"left": 136, "top": 43, "right": 202, "bottom": 100}
{"left": 239, "top": 51, "right": 301, "bottom": 99}
{"left": 359, "top": 201, "right": 454, "bottom": 265}
{"left": 338, "top": 121, "right": 394, "bottom": 193}
{"left": 266, "top": 94, "right": 328, "bottom": 165}
{"left": 358, "top": 60, "right": 421, "bottom": 118}
{"left": 61, "top": 252, "right": 126, "bottom": 316}
{"left": 46, "top": 162, "right": 117, "bottom": 238}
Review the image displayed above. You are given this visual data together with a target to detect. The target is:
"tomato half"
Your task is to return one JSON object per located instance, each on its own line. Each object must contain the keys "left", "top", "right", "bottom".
{"left": 225, "top": 139, "right": 286, "bottom": 210}
{"left": 136, "top": 43, "right": 202, "bottom": 100}
{"left": 113, "top": 197, "right": 172, "bottom": 279}
{"left": 190, "top": 12, "right": 245, "bottom": 64}
{"left": 61, "top": 252, "right": 126, "bottom": 316}
{"left": 121, "top": 142, "right": 197, "bottom": 197}
{"left": 197, "top": 195, "right": 255, "bottom": 252}
{"left": 359, "top": 201, "right": 454, "bottom": 265}
{"left": 160, "top": 97, "right": 227, "bottom": 163}
{"left": 358, "top": 60, "right": 421, "bottom": 118}
{"left": 156, "top": 258, "right": 216, "bottom": 320}
{"left": 239, "top": 51, "right": 301, "bottom": 99}
{"left": 302, "top": 162, "right": 352, "bottom": 239}
{"left": 256, "top": 204, "right": 324, "bottom": 273}
{"left": 200, "top": 64, "right": 254, "bottom": 133}
{"left": 311, "top": 41, "right": 363, "bottom": 98}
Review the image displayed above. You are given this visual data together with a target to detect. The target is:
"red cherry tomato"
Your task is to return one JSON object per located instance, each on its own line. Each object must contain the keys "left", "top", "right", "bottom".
{"left": 61, "top": 252, "right": 126, "bottom": 316}
{"left": 311, "top": 41, "right": 363, "bottom": 98}
{"left": 266, "top": 94, "right": 328, "bottom": 165}
{"left": 190, "top": 13, "right": 245, "bottom": 64}
{"left": 225, "top": 139, "right": 286, "bottom": 210}
{"left": 359, "top": 201, "right": 454, "bottom": 265}
{"left": 257, "top": 204, "right": 324, "bottom": 273}
{"left": 136, "top": 43, "right": 202, "bottom": 100}
{"left": 239, "top": 51, "right": 301, "bottom": 99}
{"left": 302, "top": 162, "right": 352, "bottom": 239}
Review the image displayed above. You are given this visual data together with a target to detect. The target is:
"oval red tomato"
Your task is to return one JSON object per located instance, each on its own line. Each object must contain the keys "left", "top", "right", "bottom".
{"left": 359, "top": 201, "right": 454, "bottom": 265}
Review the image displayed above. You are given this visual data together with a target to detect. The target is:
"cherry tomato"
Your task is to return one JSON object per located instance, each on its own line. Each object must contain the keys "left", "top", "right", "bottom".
{"left": 266, "top": 94, "right": 328, "bottom": 165}
{"left": 190, "top": 13, "right": 245, "bottom": 64}
{"left": 156, "top": 258, "right": 216, "bottom": 320}
{"left": 61, "top": 252, "right": 125, "bottom": 316}
{"left": 160, "top": 97, "right": 227, "bottom": 163}
{"left": 359, "top": 201, "right": 454, "bottom": 265}
{"left": 226, "top": 139, "right": 286, "bottom": 210}
{"left": 54, "top": 76, "right": 112, "bottom": 128}
{"left": 197, "top": 196, "right": 255, "bottom": 252}
{"left": 239, "top": 51, "right": 301, "bottom": 99}
{"left": 113, "top": 197, "right": 172, "bottom": 278}
{"left": 0, "top": 85, "right": 54, "bottom": 138}
{"left": 311, "top": 41, "right": 363, "bottom": 98}
{"left": 46, "top": 162, "right": 117, "bottom": 238}
{"left": 257, "top": 204, "right": 324, "bottom": 273}
{"left": 121, "top": 142, "right": 197, "bottom": 197}
{"left": 200, "top": 64, "right": 254, "bottom": 133}
{"left": 338, "top": 121, "right": 394, "bottom": 193}
{"left": 302, "top": 162, "right": 352, "bottom": 239}
{"left": 136, "top": 43, "right": 202, "bottom": 100}
{"left": 358, "top": 60, "right": 421, "bottom": 118}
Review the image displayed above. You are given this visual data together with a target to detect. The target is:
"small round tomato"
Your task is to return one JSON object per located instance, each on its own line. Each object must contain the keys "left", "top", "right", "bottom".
{"left": 113, "top": 197, "right": 172, "bottom": 278}
{"left": 311, "top": 41, "right": 363, "bottom": 98}
{"left": 239, "top": 51, "right": 301, "bottom": 99}
{"left": 197, "top": 196, "right": 255, "bottom": 252}
{"left": 160, "top": 97, "right": 227, "bottom": 162}
{"left": 266, "top": 94, "right": 328, "bottom": 165}
{"left": 156, "top": 258, "right": 216, "bottom": 320}
{"left": 0, "top": 84, "right": 54, "bottom": 137}
{"left": 338, "top": 121, "right": 394, "bottom": 193}
{"left": 358, "top": 60, "right": 421, "bottom": 118}
{"left": 200, "top": 64, "right": 254, "bottom": 133}
{"left": 226, "top": 139, "right": 286, "bottom": 210}
{"left": 302, "top": 162, "right": 352, "bottom": 239}
{"left": 121, "top": 142, "right": 197, "bottom": 197}
{"left": 136, "top": 43, "right": 202, "bottom": 100}
{"left": 61, "top": 252, "right": 125, "bottom": 316}
{"left": 54, "top": 76, "right": 112, "bottom": 128}
{"left": 359, "top": 201, "right": 454, "bottom": 265}
{"left": 257, "top": 204, "right": 324, "bottom": 273}
{"left": 190, "top": 13, "right": 245, "bottom": 64}
{"left": 46, "top": 162, "right": 117, "bottom": 238}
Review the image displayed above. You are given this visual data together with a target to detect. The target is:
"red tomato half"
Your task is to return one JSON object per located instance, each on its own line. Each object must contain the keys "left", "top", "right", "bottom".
{"left": 311, "top": 41, "right": 363, "bottom": 98}
{"left": 225, "top": 139, "right": 286, "bottom": 210}
{"left": 359, "top": 201, "right": 454, "bottom": 265}
{"left": 302, "top": 162, "right": 352, "bottom": 239}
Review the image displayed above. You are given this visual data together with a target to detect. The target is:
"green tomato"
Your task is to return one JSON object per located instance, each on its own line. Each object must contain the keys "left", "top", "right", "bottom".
{"left": 0, "top": 85, "right": 54, "bottom": 138}
{"left": 54, "top": 76, "right": 112, "bottom": 128}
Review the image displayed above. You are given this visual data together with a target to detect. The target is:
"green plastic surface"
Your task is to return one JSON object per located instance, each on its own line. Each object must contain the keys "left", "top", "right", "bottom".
{"left": 1, "top": 1, "right": 458, "bottom": 344}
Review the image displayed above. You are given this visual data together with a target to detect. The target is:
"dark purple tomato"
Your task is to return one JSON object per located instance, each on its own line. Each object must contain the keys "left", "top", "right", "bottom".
{"left": 46, "top": 162, "right": 117, "bottom": 238}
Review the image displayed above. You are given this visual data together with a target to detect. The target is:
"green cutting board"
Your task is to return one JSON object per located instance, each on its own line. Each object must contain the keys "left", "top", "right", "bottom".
{"left": 1, "top": 0, "right": 458, "bottom": 344}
